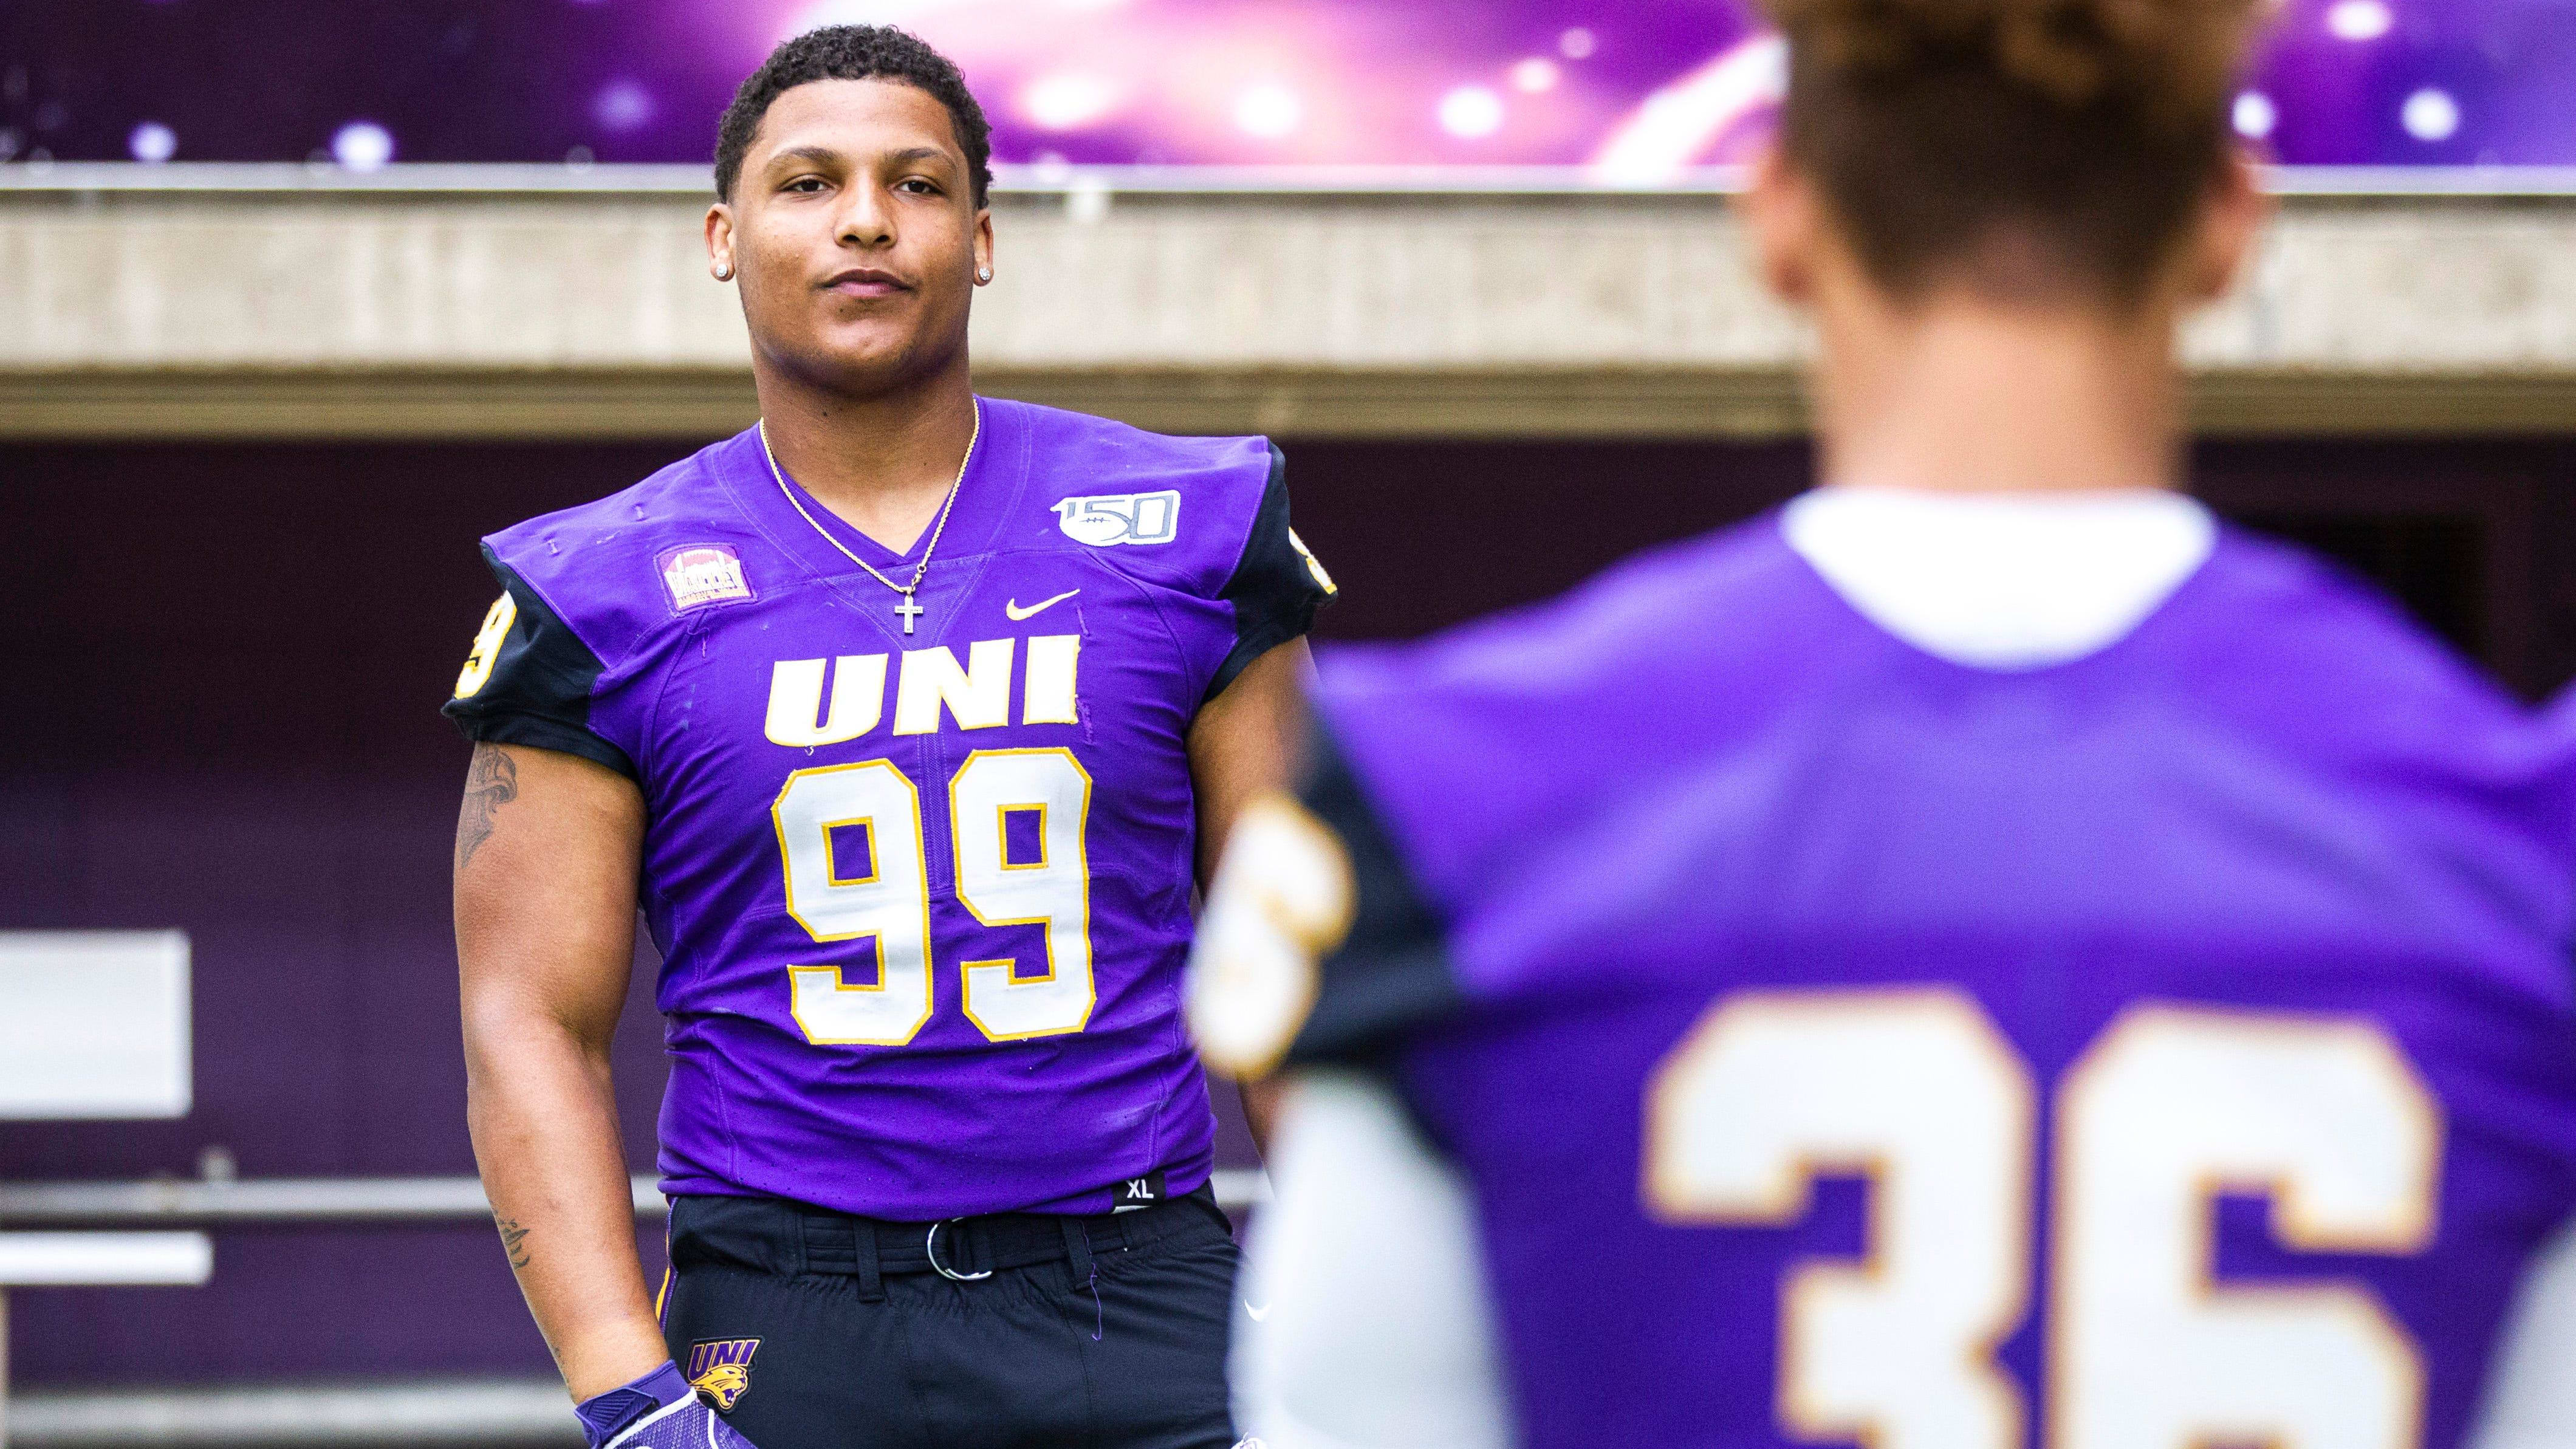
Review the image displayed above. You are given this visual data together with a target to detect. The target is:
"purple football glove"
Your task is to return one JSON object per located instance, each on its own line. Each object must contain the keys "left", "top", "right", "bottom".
{"left": 578, "top": 1362, "right": 764, "bottom": 1449}
{"left": 603, "top": 1396, "right": 765, "bottom": 1449}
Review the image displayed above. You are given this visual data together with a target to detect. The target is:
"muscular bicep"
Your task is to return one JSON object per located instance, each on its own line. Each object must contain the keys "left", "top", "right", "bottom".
{"left": 1187, "top": 637, "right": 1314, "bottom": 891}
{"left": 454, "top": 742, "right": 647, "bottom": 1047}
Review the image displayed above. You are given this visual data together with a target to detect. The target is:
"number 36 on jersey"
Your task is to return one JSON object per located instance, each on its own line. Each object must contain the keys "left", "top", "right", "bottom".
{"left": 1649, "top": 991, "right": 2440, "bottom": 1449}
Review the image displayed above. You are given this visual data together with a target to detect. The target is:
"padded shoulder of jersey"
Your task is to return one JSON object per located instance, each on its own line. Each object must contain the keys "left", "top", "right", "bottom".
{"left": 2188, "top": 525, "right": 2521, "bottom": 711}
{"left": 479, "top": 432, "right": 770, "bottom": 671}
{"left": 1315, "top": 516, "right": 1826, "bottom": 913}
{"left": 988, "top": 398, "right": 1283, "bottom": 601}
{"left": 1318, "top": 513, "right": 2576, "bottom": 945}
{"left": 2185, "top": 528, "right": 2570, "bottom": 794}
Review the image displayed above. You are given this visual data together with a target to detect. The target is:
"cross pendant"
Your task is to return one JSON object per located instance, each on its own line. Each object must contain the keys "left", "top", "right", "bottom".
{"left": 895, "top": 596, "right": 925, "bottom": 635}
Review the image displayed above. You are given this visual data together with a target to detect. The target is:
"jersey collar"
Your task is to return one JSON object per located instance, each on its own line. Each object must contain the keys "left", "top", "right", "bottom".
{"left": 716, "top": 398, "right": 1036, "bottom": 634}
{"left": 1783, "top": 484, "right": 2218, "bottom": 671}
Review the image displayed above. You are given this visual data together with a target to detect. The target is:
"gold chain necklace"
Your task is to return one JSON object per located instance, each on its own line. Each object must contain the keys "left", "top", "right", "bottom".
{"left": 758, "top": 402, "right": 982, "bottom": 635}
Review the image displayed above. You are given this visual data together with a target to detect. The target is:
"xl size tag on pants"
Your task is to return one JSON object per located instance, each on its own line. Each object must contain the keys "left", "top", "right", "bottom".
{"left": 1111, "top": 1171, "right": 1169, "bottom": 1211}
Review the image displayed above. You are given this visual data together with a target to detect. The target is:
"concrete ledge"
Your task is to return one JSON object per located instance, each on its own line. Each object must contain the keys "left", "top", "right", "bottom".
{"left": 0, "top": 366, "right": 1807, "bottom": 442}
{"left": 3, "top": 185, "right": 2571, "bottom": 440}
{"left": 2, "top": 366, "right": 2571, "bottom": 442}
{"left": 0, "top": 368, "right": 759, "bottom": 442}
{"left": 2182, "top": 371, "right": 2576, "bottom": 437}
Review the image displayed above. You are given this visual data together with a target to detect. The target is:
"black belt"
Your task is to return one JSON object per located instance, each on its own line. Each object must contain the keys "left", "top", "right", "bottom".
{"left": 669, "top": 1184, "right": 1219, "bottom": 1303}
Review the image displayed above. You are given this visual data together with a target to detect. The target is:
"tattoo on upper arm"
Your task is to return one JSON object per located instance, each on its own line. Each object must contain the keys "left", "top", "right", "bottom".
{"left": 457, "top": 745, "right": 521, "bottom": 871}
{"left": 496, "top": 1216, "right": 533, "bottom": 1270}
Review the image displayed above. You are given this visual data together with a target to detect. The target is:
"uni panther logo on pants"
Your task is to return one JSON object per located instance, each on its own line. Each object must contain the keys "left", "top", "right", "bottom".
{"left": 687, "top": 1338, "right": 761, "bottom": 1412}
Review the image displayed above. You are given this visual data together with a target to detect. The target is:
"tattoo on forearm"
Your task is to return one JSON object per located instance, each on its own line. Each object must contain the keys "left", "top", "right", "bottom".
{"left": 496, "top": 1216, "right": 533, "bottom": 1270}
{"left": 457, "top": 745, "right": 520, "bottom": 871}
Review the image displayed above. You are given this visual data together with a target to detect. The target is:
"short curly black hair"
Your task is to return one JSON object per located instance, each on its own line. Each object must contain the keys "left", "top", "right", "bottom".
{"left": 714, "top": 26, "right": 994, "bottom": 207}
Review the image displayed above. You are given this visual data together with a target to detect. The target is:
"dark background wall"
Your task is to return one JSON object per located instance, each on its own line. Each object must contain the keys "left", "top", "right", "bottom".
{"left": 4, "top": 433, "right": 2572, "bottom": 1385}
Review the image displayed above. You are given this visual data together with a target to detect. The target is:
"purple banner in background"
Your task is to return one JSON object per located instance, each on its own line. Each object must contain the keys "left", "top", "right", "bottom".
{"left": 2, "top": 0, "right": 2571, "bottom": 175}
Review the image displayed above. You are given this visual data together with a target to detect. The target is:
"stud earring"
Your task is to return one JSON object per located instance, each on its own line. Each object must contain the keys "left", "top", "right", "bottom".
{"left": 977, "top": 267, "right": 993, "bottom": 283}
{"left": 714, "top": 260, "right": 735, "bottom": 281}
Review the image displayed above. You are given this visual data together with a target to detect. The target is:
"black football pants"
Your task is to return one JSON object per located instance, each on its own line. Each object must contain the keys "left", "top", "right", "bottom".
{"left": 660, "top": 1189, "right": 1239, "bottom": 1449}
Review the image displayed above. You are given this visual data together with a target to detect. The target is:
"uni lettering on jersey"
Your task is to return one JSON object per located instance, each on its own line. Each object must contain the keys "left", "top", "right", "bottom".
{"left": 766, "top": 636, "right": 1081, "bottom": 747}
{"left": 894, "top": 640, "right": 1013, "bottom": 734}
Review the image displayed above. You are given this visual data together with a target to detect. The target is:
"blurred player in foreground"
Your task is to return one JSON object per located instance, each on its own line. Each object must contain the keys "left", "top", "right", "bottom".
{"left": 1190, "top": 0, "right": 2576, "bottom": 1445}
{"left": 448, "top": 24, "right": 1329, "bottom": 1449}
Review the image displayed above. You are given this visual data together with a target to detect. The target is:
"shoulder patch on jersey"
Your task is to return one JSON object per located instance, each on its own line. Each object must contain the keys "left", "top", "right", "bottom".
{"left": 659, "top": 544, "right": 756, "bottom": 612}
{"left": 1057, "top": 491, "right": 1181, "bottom": 548}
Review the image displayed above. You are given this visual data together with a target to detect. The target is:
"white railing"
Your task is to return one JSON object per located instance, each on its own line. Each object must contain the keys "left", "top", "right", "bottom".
{"left": 0, "top": 1171, "right": 1265, "bottom": 1225}
{"left": 0, "top": 1171, "right": 1266, "bottom": 1446}
{"left": 10, "top": 1379, "right": 580, "bottom": 1448}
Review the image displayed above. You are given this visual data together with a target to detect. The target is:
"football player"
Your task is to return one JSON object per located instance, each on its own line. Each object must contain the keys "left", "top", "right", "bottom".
{"left": 448, "top": 27, "right": 1331, "bottom": 1449}
{"left": 1189, "top": 0, "right": 2576, "bottom": 1446}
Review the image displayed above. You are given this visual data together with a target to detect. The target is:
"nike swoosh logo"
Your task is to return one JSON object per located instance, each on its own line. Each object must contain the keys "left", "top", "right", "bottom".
{"left": 1005, "top": 589, "right": 1080, "bottom": 622}
{"left": 1244, "top": 1301, "right": 1272, "bottom": 1321}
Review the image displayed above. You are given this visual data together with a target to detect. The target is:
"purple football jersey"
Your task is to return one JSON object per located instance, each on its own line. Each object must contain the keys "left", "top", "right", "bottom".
{"left": 1271, "top": 515, "right": 2576, "bottom": 1449}
{"left": 447, "top": 399, "right": 1332, "bottom": 1218}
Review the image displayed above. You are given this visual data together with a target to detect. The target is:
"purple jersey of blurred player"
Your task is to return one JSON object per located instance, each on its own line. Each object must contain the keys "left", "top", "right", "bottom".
{"left": 1194, "top": 489, "right": 2576, "bottom": 1449}
{"left": 447, "top": 398, "right": 1333, "bottom": 1219}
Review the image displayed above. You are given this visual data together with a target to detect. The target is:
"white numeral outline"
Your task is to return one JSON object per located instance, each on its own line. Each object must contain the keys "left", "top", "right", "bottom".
{"left": 453, "top": 593, "right": 516, "bottom": 700}
{"left": 1186, "top": 794, "right": 1357, "bottom": 1080}
{"left": 773, "top": 754, "right": 1097, "bottom": 1046}
{"left": 951, "top": 748, "right": 1097, "bottom": 1041}
{"left": 774, "top": 761, "right": 936, "bottom": 1046}
{"left": 1647, "top": 990, "right": 2031, "bottom": 1449}
{"left": 2053, "top": 1007, "right": 2438, "bottom": 1449}
{"left": 1646, "top": 993, "right": 2445, "bottom": 1449}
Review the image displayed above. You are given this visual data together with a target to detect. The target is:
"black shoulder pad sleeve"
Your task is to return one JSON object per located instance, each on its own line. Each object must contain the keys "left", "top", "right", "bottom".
{"left": 1206, "top": 443, "right": 1337, "bottom": 702}
{"left": 1285, "top": 721, "right": 1469, "bottom": 1068}
{"left": 441, "top": 546, "right": 638, "bottom": 779}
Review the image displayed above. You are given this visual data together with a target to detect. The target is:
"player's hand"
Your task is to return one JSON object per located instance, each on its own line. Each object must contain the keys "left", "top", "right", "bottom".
{"left": 580, "top": 1363, "right": 763, "bottom": 1449}
{"left": 603, "top": 1397, "right": 764, "bottom": 1449}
